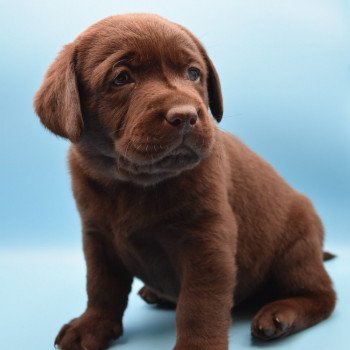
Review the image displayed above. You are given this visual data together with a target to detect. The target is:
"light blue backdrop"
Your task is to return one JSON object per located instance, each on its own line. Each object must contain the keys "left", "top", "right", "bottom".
{"left": 1, "top": 0, "right": 349, "bottom": 248}
{"left": 0, "top": 1, "right": 349, "bottom": 349}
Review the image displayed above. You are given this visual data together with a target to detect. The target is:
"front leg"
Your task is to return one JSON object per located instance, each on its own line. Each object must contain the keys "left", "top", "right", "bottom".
{"left": 174, "top": 225, "right": 236, "bottom": 350}
{"left": 55, "top": 225, "right": 133, "bottom": 350}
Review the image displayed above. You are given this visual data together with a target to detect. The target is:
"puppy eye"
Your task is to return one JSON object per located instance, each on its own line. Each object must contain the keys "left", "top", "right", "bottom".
{"left": 113, "top": 71, "right": 131, "bottom": 86}
{"left": 187, "top": 67, "right": 200, "bottom": 81}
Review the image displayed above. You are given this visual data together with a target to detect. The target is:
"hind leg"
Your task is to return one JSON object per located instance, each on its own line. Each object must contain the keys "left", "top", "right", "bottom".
{"left": 251, "top": 210, "right": 336, "bottom": 340}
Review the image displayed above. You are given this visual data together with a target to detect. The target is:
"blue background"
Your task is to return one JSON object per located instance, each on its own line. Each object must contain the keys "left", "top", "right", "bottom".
{"left": 0, "top": 0, "right": 349, "bottom": 349}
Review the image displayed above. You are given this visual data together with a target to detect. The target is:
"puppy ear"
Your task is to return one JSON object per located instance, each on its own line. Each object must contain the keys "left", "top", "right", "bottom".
{"left": 174, "top": 24, "right": 223, "bottom": 122}
{"left": 204, "top": 55, "right": 223, "bottom": 123}
{"left": 34, "top": 43, "right": 83, "bottom": 142}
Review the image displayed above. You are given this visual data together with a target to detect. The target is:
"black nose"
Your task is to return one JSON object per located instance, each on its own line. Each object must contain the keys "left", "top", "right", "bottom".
{"left": 165, "top": 105, "right": 198, "bottom": 129}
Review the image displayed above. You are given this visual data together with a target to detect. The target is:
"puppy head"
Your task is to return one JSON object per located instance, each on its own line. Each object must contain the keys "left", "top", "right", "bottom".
{"left": 34, "top": 14, "right": 223, "bottom": 185}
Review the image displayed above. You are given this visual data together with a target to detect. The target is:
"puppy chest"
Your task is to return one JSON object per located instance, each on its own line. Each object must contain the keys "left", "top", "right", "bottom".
{"left": 114, "top": 228, "right": 181, "bottom": 299}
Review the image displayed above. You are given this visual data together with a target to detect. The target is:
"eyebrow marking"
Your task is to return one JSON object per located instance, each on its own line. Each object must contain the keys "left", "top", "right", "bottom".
{"left": 112, "top": 53, "right": 136, "bottom": 69}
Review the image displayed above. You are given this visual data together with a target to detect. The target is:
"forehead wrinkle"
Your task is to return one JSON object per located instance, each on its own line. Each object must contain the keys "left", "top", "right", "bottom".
{"left": 117, "top": 19, "right": 200, "bottom": 62}
{"left": 79, "top": 18, "right": 204, "bottom": 86}
{"left": 126, "top": 33, "right": 202, "bottom": 73}
{"left": 79, "top": 14, "right": 199, "bottom": 58}
{"left": 87, "top": 51, "right": 131, "bottom": 88}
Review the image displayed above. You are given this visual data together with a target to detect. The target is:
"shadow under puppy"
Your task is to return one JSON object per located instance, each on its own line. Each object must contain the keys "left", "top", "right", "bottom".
{"left": 34, "top": 13, "right": 336, "bottom": 350}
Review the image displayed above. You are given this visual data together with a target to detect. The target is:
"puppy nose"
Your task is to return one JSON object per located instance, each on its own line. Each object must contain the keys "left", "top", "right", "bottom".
{"left": 165, "top": 105, "right": 198, "bottom": 129}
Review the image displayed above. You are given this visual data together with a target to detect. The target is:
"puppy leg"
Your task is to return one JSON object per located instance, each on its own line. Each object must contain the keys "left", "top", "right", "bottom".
{"left": 251, "top": 234, "right": 336, "bottom": 340}
{"left": 55, "top": 228, "right": 132, "bottom": 350}
{"left": 174, "top": 229, "right": 236, "bottom": 350}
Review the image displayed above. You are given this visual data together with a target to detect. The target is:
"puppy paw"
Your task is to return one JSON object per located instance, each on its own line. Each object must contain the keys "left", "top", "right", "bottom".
{"left": 138, "top": 286, "right": 175, "bottom": 307}
{"left": 54, "top": 310, "right": 122, "bottom": 350}
{"left": 174, "top": 341, "right": 227, "bottom": 350}
{"left": 138, "top": 286, "right": 161, "bottom": 304}
{"left": 251, "top": 303, "right": 297, "bottom": 340}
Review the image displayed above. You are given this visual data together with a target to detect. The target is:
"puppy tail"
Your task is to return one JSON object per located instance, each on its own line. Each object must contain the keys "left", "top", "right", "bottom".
{"left": 323, "top": 251, "right": 336, "bottom": 261}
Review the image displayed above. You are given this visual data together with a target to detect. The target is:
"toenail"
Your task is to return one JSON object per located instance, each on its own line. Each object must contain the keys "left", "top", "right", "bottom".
{"left": 280, "top": 322, "right": 289, "bottom": 331}
{"left": 274, "top": 316, "right": 289, "bottom": 331}
{"left": 263, "top": 328, "right": 275, "bottom": 337}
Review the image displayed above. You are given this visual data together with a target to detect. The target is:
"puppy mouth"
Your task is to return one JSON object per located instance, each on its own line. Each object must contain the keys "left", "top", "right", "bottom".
{"left": 116, "top": 145, "right": 200, "bottom": 176}
{"left": 153, "top": 146, "right": 200, "bottom": 169}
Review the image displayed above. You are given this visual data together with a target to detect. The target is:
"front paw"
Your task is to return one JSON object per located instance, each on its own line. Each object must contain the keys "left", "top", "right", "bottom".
{"left": 54, "top": 310, "right": 122, "bottom": 350}
{"left": 174, "top": 341, "right": 228, "bottom": 350}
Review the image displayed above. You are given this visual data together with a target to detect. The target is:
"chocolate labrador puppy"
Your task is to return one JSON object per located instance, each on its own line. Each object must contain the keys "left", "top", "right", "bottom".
{"left": 34, "top": 13, "right": 336, "bottom": 350}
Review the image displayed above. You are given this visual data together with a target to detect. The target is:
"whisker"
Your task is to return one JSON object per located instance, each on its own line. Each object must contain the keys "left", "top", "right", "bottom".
{"left": 124, "top": 140, "right": 132, "bottom": 160}
{"left": 221, "top": 113, "right": 244, "bottom": 119}
{"left": 117, "top": 150, "right": 121, "bottom": 172}
{"left": 111, "top": 125, "right": 126, "bottom": 135}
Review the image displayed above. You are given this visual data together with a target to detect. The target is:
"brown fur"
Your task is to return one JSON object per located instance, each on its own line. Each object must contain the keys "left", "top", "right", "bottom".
{"left": 34, "top": 14, "right": 336, "bottom": 350}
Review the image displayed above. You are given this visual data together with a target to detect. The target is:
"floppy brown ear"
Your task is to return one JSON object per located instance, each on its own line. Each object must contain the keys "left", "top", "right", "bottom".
{"left": 174, "top": 24, "right": 223, "bottom": 122}
{"left": 205, "top": 55, "right": 223, "bottom": 122}
{"left": 34, "top": 43, "right": 83, "bottom": 142}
